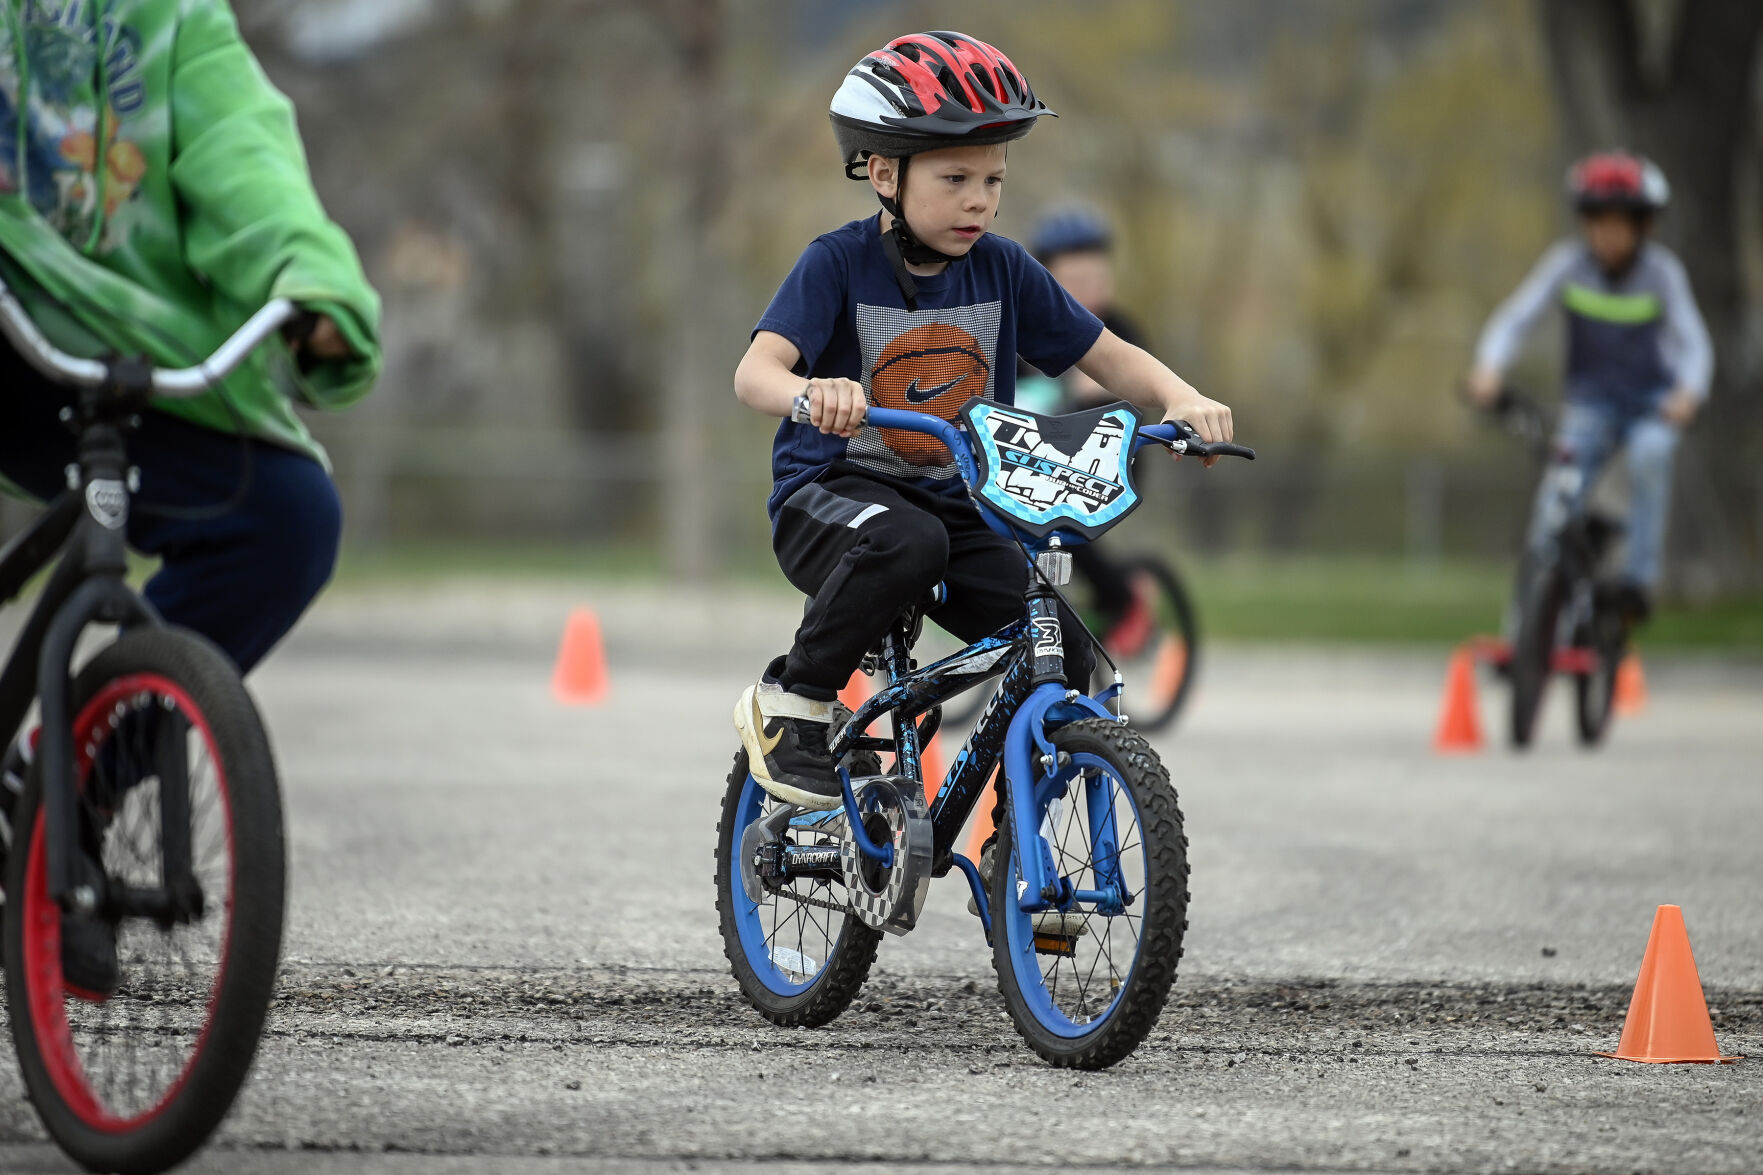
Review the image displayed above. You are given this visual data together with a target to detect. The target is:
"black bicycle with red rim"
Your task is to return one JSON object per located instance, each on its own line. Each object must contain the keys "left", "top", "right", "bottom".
{"left": 0, "top": 277, "right": 297, "bottom": 1174}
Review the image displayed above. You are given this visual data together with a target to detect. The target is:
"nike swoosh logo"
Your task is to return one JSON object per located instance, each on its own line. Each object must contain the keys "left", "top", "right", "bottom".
{"left": 752, "top": 695, "right": 783, "bottom": 755}
{"left": 903, "top": 376, "right": 964, "bottom": 404}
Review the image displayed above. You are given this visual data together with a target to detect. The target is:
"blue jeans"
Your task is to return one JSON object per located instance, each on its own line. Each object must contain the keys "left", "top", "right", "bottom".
{"left": 0, "top": 363, "right": 342, "bottom": 674}
{"left": 1526, "top": 399, "right": 1680, "bottom": 589}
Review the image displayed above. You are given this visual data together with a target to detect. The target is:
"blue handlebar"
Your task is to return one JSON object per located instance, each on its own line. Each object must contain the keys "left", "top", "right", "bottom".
{"left": 851, "top": 405, "right": 980, "bottom": 483}
{"left": 788, "top": 397, "right": 1254, "bottom": 478}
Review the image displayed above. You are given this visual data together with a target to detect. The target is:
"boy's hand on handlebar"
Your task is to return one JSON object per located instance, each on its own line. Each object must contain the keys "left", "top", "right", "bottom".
{"left": 1163, "top": 392, "right": 1233, "bottom": 468}
{"left": 1464, "top": 367, "right": 1503, "bottom": 408}
{"left": 805, "top": 377, "right": 867, "bottom": 438}
{"left": 1659, "top": 386, "right": 1700, "bottom": 428}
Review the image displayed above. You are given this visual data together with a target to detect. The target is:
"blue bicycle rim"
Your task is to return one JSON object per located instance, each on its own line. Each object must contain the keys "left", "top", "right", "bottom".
{"left": 1001, "top": 752, "right": 1145, "bottom": 1038}
{"left": 730, "top": 772, "right": 836, "bottom": 998}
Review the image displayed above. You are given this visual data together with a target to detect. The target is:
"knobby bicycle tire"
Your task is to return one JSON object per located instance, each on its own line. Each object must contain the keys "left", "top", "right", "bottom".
{"left": 990, "top": 718, "right": 1187, "bottom": 1069}
{"left": 4, "top": 626, "right": 285, "bottom": 1175}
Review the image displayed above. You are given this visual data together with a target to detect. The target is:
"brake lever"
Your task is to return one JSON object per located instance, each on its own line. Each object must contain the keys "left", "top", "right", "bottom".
{"left": 1157, "top": 419, "right": 1256, "bottom": 461}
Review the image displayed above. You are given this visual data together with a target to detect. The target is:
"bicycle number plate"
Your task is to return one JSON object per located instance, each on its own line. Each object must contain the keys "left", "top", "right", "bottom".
{"left": 962, "top": 398, "right": 1142, "bottom": 541}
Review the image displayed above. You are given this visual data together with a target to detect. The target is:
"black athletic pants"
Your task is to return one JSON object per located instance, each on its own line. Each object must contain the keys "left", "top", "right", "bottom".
{"left": 770, "top": 463, "right": 1094, "bottom": 700}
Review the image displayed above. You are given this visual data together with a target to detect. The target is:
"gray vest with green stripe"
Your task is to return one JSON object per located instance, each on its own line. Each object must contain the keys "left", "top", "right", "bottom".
{"left": 1474, "top": 238, "right": 1711, "bottom": 415}
{"left": 1560, "top": 253, "right": 1672, "bottom": 409}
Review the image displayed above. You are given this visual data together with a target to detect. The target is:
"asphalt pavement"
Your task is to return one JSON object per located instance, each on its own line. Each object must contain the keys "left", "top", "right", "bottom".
{"left": 0, "top": 580, "right": 1758, "bottom": 1174}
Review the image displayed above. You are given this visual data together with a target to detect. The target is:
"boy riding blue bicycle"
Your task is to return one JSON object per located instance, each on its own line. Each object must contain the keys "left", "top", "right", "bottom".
{"left": 730, "top": 30, "right": 1232, "bottom": 812}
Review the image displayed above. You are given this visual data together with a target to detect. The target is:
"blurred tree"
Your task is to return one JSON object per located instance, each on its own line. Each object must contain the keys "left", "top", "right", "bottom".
{"left": 1539, "top": 0, "right": 1763, "bottom": 588}
{"left": 646, "top": 0, "right": 728, "bottom": 582}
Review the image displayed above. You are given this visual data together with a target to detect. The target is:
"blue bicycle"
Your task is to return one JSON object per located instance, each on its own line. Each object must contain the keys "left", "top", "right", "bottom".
{"left": 714, "top": 397, "right": 1253, "bottom": 1068}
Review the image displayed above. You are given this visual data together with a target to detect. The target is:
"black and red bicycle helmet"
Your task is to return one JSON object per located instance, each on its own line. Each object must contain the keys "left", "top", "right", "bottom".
{"left": 830, "top": 32, "right": 1053, "bottom": 308}
{"left": 830, "top": 31, "right": 1052, "bottom": 180}
{"left": 1567, "top": 152, "right": 1670, "bottom": 215}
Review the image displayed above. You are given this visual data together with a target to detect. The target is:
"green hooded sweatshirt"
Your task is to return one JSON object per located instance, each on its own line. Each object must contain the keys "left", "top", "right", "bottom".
{"left": 0, "top": 0, "right": 380, "bottom": 468}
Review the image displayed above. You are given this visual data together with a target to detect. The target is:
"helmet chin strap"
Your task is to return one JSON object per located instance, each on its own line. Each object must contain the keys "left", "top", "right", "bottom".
{"left": 876, "top": 154, "right": 963, "bottom": 312}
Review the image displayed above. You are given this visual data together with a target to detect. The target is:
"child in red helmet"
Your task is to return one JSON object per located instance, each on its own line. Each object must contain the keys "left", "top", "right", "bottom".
{"left": 1467, "top": 152, "right": 1712, "bottom": 618}
{"left": 731, "top": 31, "right": 1233, "bottom": 809}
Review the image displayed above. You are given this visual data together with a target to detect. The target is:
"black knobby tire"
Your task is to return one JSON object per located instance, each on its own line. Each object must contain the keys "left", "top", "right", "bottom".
{"left": 3, "top": 627, "right": 285, "bottom": 1175}
{"left": 713, "top": 748, "right": 882, "bottom": 1028}
{"left": 1510, "top": 568, "right": 1564, "bottom": 749}
{"left": 1113, "top": 556, "right": 1200, "bottom": 734}
{"left": 990, "top": 718, "right": 1188, "bottom": 1069}
{"left": 1574, "top": 608, "right": 1624, "bottom": 748}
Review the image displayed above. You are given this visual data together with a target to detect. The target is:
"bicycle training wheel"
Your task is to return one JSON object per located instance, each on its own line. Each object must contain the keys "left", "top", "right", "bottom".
{"left": 1104, "top": 557, "right": 1200, "bottom": 734}
{"left": 1510, "top": 569, "right": 1564, "bottom": 749}
{"left": 714, "top": 747, "right": 882, "bottom": 1028}
{"left": 990, "top": 718, "right": 1187, "bottom": 1069}
{"left": 3, "top": 627, "right": 285, "bottom": 1175}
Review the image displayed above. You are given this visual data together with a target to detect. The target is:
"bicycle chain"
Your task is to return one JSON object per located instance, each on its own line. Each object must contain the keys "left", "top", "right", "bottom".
{"left": 768, "top": 885, "right": 853, "bottom": 917}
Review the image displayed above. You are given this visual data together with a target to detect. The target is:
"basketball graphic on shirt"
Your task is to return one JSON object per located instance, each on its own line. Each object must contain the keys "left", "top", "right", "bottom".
{"left": 869, "top": 323, "right": 991, "bottom": 465}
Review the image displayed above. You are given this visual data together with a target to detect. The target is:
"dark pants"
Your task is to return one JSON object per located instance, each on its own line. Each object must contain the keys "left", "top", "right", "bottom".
{"left": 0, "top": 346, "right": 342, "bottom": 675}
{"left": 770, "top": 464, "right": 1094, "bottom": 700}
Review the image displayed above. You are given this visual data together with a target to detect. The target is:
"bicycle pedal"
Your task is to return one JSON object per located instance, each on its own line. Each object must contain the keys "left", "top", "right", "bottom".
{"left": 1033, "top": 933, "right": 1078, "bottom": 958}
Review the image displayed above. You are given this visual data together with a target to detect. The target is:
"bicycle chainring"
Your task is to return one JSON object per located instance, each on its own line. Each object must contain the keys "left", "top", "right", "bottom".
{"left": 838, "top": 776, "right": 933, "bottom": 935}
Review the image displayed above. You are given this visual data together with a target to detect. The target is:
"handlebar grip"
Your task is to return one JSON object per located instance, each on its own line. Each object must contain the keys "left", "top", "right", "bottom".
{"left": 1142, "top": 420, "right": 1255, "bottom": 460}
{"left": 1197, "top": 441, "right": 1256, "bottom": 460}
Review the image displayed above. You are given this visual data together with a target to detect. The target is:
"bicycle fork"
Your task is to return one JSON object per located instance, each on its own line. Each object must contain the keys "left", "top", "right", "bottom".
{"left": 31, "top": 418, "right": 197, "bottom": 920}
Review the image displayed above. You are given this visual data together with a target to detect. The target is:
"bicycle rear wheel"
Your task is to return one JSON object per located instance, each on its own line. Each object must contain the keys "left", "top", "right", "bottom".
{"left": 1106, "top": 556, "right": 1199, "bottom": 733}
{"left": 3, "top": 627, "right": 285, "bottom": 1175}
{"left": 990, "top": 718, "right": 1187, "bottom": 1069}
{"left": 714, "top": 748, "right": 882, "bottom": 1028}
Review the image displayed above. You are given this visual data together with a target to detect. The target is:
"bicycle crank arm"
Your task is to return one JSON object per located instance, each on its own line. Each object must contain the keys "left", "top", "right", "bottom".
{"left": 105, "top": 882, "right": 206, "bottom": 927}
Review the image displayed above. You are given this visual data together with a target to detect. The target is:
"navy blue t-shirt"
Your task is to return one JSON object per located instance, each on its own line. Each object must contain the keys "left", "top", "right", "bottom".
{"left": 754, "top": 215, "right": 1104, "bottom": 521}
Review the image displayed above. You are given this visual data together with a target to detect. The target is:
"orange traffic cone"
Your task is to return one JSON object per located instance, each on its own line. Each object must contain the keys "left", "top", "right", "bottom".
{"left": 838, "top": 669, "right": 872, "bottom": 713}
{"left": 1613, "top": 652, "right": 1648, "bottom": 716}
{"left": 1432, "top": 646, "right": 1484, "bottom": 753}
{"left": 1599, "top": 905, "right": 1742, "bottom": 1063}
{"left": 919, "top": 730, "right": 949, "bottom": 797}
{"left": 551, "top": 608, "right": 608, "bottom": 705}
{"left": 1150, "top": 636, "right": 1189, "bottom": 708}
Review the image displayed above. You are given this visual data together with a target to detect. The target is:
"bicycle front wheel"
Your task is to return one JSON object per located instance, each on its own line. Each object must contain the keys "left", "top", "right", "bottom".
{"left": 1510, "top": 567, "right": 1564, "bottom": 749}
{"left": 991, "top": 718, "right": 1188, "bottom": 1069}
{"left": 3, "top": 627, "right": 285, "bottom": 1175}
{"left": 1574, "top": 606, "right": 1624, "bottom": 747}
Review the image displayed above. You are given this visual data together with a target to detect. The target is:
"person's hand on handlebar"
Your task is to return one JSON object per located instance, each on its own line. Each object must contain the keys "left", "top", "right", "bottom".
{"left": 285, "top": 313, "right": 356, "bottom": 363}
{"left": 1658, "top": 386, "right": 1701, "bottom": 428}
{"left": 1156, "top": 389, "right": 1233, "bottom": 468}
{"left": 1463, "top": 366, "right": 1503, "bottom": 408}
{"left": 802, "top": 377, "right": 867, "bottom": 438}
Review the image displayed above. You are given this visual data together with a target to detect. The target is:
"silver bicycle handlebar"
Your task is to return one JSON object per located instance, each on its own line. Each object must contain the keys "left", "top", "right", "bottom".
{"left": 0, "top": 270, "right": 298, "bottom": 398}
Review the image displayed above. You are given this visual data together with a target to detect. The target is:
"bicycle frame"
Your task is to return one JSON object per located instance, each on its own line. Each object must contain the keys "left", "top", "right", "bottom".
{"left": 766, "top": 402, "right": 1215, "bottom": 927}
{"left": 0, "top": 285, "right": 297, "bottom": 915}
{"left": 0, "top": 410, "right": 166, "bottom": 913}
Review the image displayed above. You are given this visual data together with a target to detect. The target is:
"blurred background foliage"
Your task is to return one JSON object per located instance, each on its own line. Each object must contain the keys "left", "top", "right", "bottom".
{"left": 224, "top": 0, "right": 1761, "bottom": 635}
